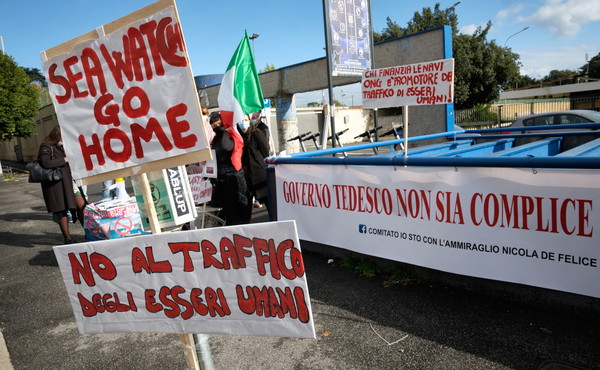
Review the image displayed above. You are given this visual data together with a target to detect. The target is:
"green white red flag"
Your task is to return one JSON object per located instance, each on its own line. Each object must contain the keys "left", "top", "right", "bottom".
{"left": 217, "top": 31, "right": 265, "bottom": 171}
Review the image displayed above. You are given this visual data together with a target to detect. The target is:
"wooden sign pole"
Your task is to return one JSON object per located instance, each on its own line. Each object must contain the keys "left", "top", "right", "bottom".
{"left": 136, "top": 172, "right": 200, "bottom": 370}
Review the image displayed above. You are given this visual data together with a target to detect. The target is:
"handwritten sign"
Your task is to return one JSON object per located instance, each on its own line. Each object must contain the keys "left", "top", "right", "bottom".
{"left": 189, "top": 174, "right": 213, "bottom": 205}
{"left": 53, "top": 221, "right": 315, "bottom": 338}
{"left": 362, "top": 58, "right": 454, "bottom": 109}
{"left": 41, "top": 4, "right": 210, "bottom": 181}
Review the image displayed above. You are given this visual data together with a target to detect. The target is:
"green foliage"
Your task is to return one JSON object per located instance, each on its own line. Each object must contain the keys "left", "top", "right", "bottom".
{"left": 542, "top": 69, "right": 577, "bottom": 82}
{"left": 340, "top": 255, "right": 416, "bottom": 286}
{"left": 259, "top": 63, "right": 275, "bottom": 73}
{"left": 581, "top": 52, "right": 600, "bottom": 79}
{"left": 0, "top": 53, "right": 40, "bottom": 140}
{"left": 307, "top": 102, "right": 321, "bottom": 107}
{"left": 23, "top": 67, "right": 47, "bottom": 87}
{"left": 515, "top": 74, "right": 540, "bottom": 89}
{"left": 382, "top": 267, "right": 415, "bottom": 288}
{"left": 340, "top": 255, "right": 377, "bottom": 277}
{"left": 374, "top": 3, "right": 458, "bottom": 42}
{"left": 462, "top": 104, "right": 497, "bottom": 122}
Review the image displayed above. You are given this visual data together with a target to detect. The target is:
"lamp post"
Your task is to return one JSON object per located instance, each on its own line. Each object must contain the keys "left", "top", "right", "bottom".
{"left": 249, "top": 33, "right": 259, "bottom": 58}
{"left": 504, "top": 26, "right": 529, "bottom": 46}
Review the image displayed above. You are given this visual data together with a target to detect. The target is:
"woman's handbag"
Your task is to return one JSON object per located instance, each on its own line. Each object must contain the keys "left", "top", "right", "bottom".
{"left": 27, "top": 145, "right": 63, "bottom": 183}
{"left": 27, "top": 161, "right": 63, "bottom": 183}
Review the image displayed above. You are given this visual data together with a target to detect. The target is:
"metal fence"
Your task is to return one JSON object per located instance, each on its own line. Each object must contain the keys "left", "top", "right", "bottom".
{"left": 455, "top": 96, "right": 600, "bottom": 128}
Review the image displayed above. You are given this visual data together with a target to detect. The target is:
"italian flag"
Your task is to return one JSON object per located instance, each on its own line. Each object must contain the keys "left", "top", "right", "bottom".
{"left": 217, "top": 31, "right": 265, "bottom": 171}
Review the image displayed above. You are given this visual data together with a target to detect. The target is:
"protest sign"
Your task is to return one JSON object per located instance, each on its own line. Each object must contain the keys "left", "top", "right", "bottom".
{"left": 362, "top": 58, "right": 454, "bottom": 109}
{"left": 276, "top": 164, "right": 600, "bottom": 298}
{"left": 53, "top": 220, "right": 315, "bottom": 338}
{"left": 132, "top": 166, "right": 197, "bottom": 229}
{"left": 188, "top": 174, "right": 213, "bottom": 205}
{"left": 41, "top": 0, "right": 210, "bottom": 184}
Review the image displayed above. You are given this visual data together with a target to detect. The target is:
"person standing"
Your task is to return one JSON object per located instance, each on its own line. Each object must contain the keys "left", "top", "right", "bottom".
{"left": 37, "top": 125, "right": 86, "bottom": 244}
{"left": 251, "top": 111, "right": 270, "bottom": 146}
{"left": 202, "top": 105, "right": 215, "bottom": 145}
{"left": 240, "top": 115, "right": 270, "bottom": 212}
{"left": 209, "top": 112, "right": 251, "bottom": 225}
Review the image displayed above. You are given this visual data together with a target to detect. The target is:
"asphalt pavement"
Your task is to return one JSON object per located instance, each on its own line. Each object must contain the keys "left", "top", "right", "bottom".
{"left": 1, "top": 165, "right": 599, "bottom": 370}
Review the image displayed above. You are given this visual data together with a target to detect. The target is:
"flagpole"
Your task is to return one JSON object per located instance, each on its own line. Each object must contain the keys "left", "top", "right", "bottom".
{"left": 322, "top": 0, "right": 336, "bottom": 150}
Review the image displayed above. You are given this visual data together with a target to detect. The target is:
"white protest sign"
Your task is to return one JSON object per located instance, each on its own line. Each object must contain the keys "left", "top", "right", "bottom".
{"left": 41, "top": 3, "right": 210, "bottom": 181}
{"left": 275, "top": 164, "right": 600, "bottom": 298}
{"left": 362, "top": 58, "right": 454, "bottom": 109}
{"left": 53, "top": 221, "right": 315, "bottom": 338}
{"left": 189, "top": 174, "right": 212, "bottom": 205}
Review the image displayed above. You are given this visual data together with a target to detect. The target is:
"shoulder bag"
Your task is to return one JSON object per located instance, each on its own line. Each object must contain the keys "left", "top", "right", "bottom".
{"left": 27, "top": 146, "right": 63, "bottom": 183}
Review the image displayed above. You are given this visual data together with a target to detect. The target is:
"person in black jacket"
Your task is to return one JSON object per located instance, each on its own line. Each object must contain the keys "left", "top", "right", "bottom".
{"left": 38, "top": 125, "right": 86, "bottom": 244}
{"left": 209, "top": 112, "right": 251, "bottom": 225}
{"left": 240, "top": 115, "right": 270, "bottom": 212}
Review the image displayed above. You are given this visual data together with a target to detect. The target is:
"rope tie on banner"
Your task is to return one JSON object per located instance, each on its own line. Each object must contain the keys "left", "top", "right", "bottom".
{"left": 528, "top": 155, "right": 538, "bottom": 174}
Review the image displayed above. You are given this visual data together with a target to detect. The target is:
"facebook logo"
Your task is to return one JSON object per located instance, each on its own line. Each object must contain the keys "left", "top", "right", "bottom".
{"left": 358, "top": 224, "right": 367, "bottom": 234}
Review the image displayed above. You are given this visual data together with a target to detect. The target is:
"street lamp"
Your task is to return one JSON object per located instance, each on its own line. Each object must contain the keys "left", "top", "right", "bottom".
{"left": 504, "top": 26, "right": 529, "bottom": 46}
{"left": 249, "top": 33, "right": 259, "bottom": 57}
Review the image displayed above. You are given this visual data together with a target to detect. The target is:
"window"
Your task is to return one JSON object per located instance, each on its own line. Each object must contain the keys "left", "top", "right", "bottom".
{"left": 525, "top": 115, "right": 553, "bottom": 126}
{"left": 558, "top": 115, "right": 590, "bottom": 124}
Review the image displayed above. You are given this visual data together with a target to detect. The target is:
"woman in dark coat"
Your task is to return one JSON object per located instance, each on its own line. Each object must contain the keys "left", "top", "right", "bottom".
{"left": 209, "top": 112, "right": 251, "bottom": 225}
{"left": 240, "top": 116, "right": 270, "bottom": 211}
{"left": 38, "top": 125, "right": 86, "bottom": 244}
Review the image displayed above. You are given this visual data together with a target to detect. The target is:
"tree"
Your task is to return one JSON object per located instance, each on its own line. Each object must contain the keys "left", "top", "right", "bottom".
{"left": 374, "top": 3, "right": 522, "bottom": 108}
{"left": 23, "top": 67, "right": 47, "bottom": 87}
{"left": 542, "top": 69, "right": 577, "bottom": 83}
{"left": 0, "top": 53, "right": 40, "bottom": 140}
{"left": 259, "top": 63, "right": 275, "bottom": 73}
{"left": 515, "top": 74, "right": 540, "bottom": 89}
{"left": 307, "top": 102, "right": 321, "bottom": 107}
{"left": 259, "top": 63, "right": 276, "bottom": 107}
{"left": 580, "top": 52, "right": 600, "bottom": 79}
{"left": 374, "top": 4, "right": 458, "bottom": 42}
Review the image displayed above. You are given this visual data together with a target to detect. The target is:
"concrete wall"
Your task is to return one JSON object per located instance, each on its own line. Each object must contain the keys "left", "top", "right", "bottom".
{"left": 0, "top": 104, "right": 59, "bottom": 163}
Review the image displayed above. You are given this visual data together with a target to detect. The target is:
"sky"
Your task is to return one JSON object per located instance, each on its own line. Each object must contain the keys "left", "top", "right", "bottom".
{"left": 1, "top": 0, "right": 599, "bottom": 106}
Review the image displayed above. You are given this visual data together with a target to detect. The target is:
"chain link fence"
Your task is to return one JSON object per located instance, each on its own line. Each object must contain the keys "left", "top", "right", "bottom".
{"left": 456, "top": 96, "right": 600, "bottom": 129}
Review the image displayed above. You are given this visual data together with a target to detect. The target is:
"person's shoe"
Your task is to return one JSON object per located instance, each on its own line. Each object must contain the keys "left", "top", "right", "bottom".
{"left": 64, "top": 239, "right": 76, "bottom": 244}
{"left": 253, "top": 201, "right": 263, "bottom": 208}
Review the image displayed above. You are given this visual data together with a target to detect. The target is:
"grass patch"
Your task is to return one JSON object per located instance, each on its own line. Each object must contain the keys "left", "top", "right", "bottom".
{"left": 340, "top": 255, "right": 416, "bottom": 286}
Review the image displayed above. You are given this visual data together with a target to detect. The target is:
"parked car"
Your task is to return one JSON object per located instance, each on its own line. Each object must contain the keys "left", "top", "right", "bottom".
{"left": 508, "top": 110, "right": 600, "bottom": 129}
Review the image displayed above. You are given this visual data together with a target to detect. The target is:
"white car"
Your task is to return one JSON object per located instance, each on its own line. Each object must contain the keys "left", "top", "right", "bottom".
{"left": 508, "top": 110, "right": 600, "bottom": 129}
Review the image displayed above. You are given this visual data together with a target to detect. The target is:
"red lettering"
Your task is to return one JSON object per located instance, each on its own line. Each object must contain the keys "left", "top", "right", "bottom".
{"left": 94, "top": 94, "right": 120, "bottom": 126}
{"left": 103, "top": 128, "right": 132, "bottom": 163}
{"left": 128, "top": 26, "right": 153, "bottom": 81}
{"left": 79, "top": 133, "right": 106, "bottom": 171}
{"left": 80, "top": 47, "right": 107, "bottom": 97}
{"left": 201, "top": 240, "right": 223, "bottom": 269}
{"left": 48, "top": 63, "right": 71, "bottom": 104}
{"left": 168, "top": 242, "right": 200, "bottom": 272}
{"left": 145, "top": 289, "right": 162, "bottom": 313}
{"left": 233, "top": 234, "right": 253, "bottom": 268}
{"left": 100, "top": 43, "right": 133, "bottom": 90}
{"left": 122, "top": 86, "right": 150, "bottom": 118}
{"left": 167, "top": 103, "right": 197, "bottom": 149}
{"left": 139, "top": 20, "right": 165, "bottom": 76}
{"left": 156, "top": 17, "right": 187, "bottom": 67}
{"left": 63, "top": 55, "right": 87, "bottom": 99}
